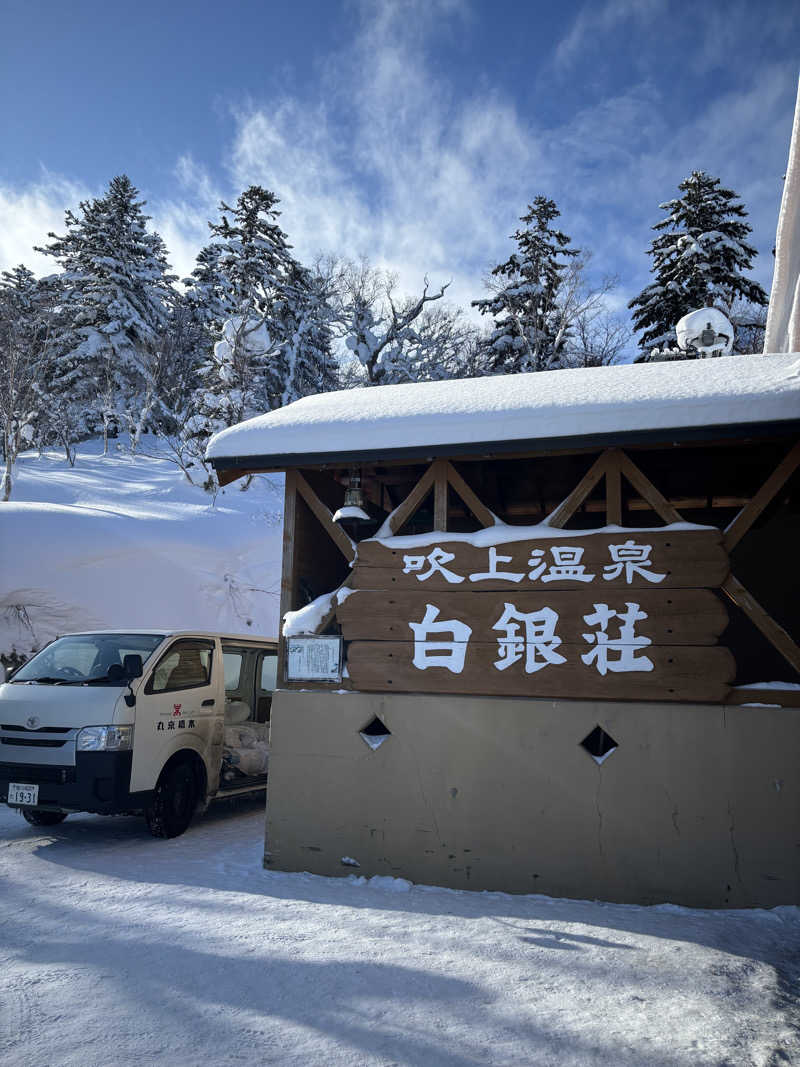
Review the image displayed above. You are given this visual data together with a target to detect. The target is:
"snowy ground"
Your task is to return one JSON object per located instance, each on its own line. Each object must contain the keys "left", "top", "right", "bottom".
{"left": 2, "top": 437, "right": 799, "bottom": 1065}
{"left": 0, "top": 437, "right": 284, "bottom": 658}
{"left": 1, "top": 801, "right": 798, "bottom": 1067}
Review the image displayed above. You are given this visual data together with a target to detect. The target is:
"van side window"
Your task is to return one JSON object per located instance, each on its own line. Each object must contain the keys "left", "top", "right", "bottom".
{"left": 146, "top": 640, "right": 214, "bottom": 694}
{"left": 260, "top": 654, "right": 278, "bottom": 691}
{"left": 223, "top": 652, "right": 243, "bottom": 692}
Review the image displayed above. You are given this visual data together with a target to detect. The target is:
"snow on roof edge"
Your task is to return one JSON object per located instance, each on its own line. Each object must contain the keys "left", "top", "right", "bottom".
{"left": 207, "top": 353, "right": 800, "bottom": 464}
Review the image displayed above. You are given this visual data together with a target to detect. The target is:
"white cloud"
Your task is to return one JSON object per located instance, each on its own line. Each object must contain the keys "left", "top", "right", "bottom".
{"left": 0, "top": 162, "right": 219, "bottom": 285}
{"left": 554, "top": 0, "right": 667, "bottom": 70}
{"left": 152, "top": 155, "right": 225, "bottom": 281}
{"left": 0, "top": 0, "right": 793, "bottom": 323}
{"left": 0, "top": 173, "right": 91, "bottom": 277}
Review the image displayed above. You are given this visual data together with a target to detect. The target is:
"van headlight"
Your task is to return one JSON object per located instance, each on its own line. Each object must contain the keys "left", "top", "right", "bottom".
{"left": 76, "top": 725, "right": 133, "bottom": 752}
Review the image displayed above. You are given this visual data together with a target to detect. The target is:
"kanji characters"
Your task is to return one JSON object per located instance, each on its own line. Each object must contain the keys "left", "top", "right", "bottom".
{"left": 603, "top": 540, "right": 666, "bottom": 584}
{"left": 399, "top": 538, "right": 666, "bottom": 588}
{"left": 581, "top": 602, "right": 654, "bottom": 675}
{"left": 528, "top": 545, "right": 595, "bottom": 583}
{"left": 409, "top": 604, "right": 472, "bottom": 673}
{"left": 469, "top": 546, "right": 524, "bottom": 583}
{"left": 403, "top": 547, "right": 464, "bottom": 584}
{"left": 492, "top": 604, "right": 567, "bottom": 673}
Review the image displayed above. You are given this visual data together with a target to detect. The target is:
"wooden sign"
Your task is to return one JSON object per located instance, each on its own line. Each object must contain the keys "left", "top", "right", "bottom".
{"left": 337, "top": 589, "right": 728, "bottom": 645}
{"left": 337, "top": 528, "right": 733, "bottom": 703}
{"left": 346, "top": 641, "right": 735, "bottom": 703}
{"left": 353, "top": 529, "right": 728, "bottom": 591}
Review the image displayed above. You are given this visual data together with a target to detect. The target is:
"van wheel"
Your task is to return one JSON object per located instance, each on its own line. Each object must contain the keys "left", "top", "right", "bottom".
{"left": 145, "top": 761, "right": 197, "bottom": 839}
{"left": 22, "top": 809, "right": 67, "bottom": 827}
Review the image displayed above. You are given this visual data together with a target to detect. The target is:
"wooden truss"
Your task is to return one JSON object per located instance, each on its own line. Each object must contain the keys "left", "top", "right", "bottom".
{"left": 282, "top": 441, "right": 800, "bottom": 693}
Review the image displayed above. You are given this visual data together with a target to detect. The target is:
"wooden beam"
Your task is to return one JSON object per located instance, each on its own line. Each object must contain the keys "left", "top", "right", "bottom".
{"left": 433, "top": 459, "right": 448, "bottom": 531}
{"left": 723, "top": 440, "right": 800, "bottom": 552}
{"left": 314, "top": 579, "right": 353, "bottom": 636}
{"left": 444, "top": 461, "right": 497, "bottom": 528}
{"left": 617, "top": 452, "right": 683, "bottom": 524}
{"left": 726, "top": 686, "right": 800, "bottom": 708}
{"left": 545, "top": 451, "right": 610, "bottom": 528}
{"left": 277, "top": 470, "right": 298, "bottom": 684}
{"left": 503, "top": 496, "right": 749, "bottom": 517}
{"left": 721, "top": 574, "right": 800, "bottom": 676}
{"left": 294, "top": 471, "right": 355, "bottom": 563}
{"left": 605, "top": 449, "right": 622, "bottom": 525}
{"left": 387, "top": 462, "right": 437, "bottom": 534}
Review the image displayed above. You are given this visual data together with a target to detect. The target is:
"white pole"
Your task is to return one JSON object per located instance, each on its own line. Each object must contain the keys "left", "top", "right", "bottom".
{"left": 764, "top": 77, "right": 800, "bottom": 354}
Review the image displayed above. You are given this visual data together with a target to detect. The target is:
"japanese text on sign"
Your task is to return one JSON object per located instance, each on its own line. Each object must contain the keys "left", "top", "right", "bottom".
{"left": 401, "top": 540, "right": 666, "bottom": 586}
{"left": 409, "top": 601, "right": 654, "bottom": 677}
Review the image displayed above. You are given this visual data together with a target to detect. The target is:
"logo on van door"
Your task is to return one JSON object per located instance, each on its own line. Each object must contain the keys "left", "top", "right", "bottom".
{"left": 173, "top": 703, "right": 182, "bottom": 716}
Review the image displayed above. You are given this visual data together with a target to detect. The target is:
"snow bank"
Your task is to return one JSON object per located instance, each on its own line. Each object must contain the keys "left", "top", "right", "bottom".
{"left": 282, "top": 591, "right": 335, "bottom": 637}
{"left": 207, "top": 352, "right": 800, "bottom": 462}
{"left": 0, "top": 438, "right": 284, "bottom": 656}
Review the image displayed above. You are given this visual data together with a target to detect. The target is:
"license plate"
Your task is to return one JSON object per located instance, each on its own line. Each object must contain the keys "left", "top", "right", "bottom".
{"left": 8, "top": 782, "right": 39, "bottom": 806}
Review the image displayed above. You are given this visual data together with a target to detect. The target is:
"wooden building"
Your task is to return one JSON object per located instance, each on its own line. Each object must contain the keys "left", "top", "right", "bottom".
{"left": 208, "top": 352, "right": 800, "bottom": 906}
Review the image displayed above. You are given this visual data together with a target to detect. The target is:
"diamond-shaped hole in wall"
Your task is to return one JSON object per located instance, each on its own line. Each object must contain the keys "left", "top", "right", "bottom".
{"left": 580, "top": 725, "right": 618, "bottom": 765}
{"left": 359, "top": 716, "right": 391, "bottom": 751}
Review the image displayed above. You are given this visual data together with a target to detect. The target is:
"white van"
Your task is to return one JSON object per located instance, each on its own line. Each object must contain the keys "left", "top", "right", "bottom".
{"left": 0, "top": 630, "right": 278, "bottom": 838}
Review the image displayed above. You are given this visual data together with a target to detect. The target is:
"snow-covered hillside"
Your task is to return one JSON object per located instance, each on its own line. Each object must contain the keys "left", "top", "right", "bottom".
{"left": 0, "top": 437, "right": 283, "bottom": 658}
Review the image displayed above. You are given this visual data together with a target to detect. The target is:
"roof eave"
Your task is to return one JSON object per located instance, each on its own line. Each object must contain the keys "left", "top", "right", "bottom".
{"left": 209, "top": 418, "right": 800, "bottom": 476}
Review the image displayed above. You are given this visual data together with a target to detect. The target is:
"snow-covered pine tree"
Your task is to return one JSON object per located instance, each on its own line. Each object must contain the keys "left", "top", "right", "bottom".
{"left": 137, "top": 296, "right": 213, "bottom": 483}
{"left": 183, "top": 241, "right": 237, "bottom": 332}
{"left": 0, "top": 267, "right": 55, "bottom": 498}
{"left": 37, "top": 175, "right": 176, "bottom": 453}
{"left": 276, "top": 262, "right": 338, "bottom": 406}
{"left": 186, "top": 187, "right": 298, "bottom": 446}
{"left": 628, "top": 171, "right": 768, "bottom": 356}
{"left": 185, "top": 187, "right": 341, "bottom": 477}
{"left": 34, "top": 271, "right": 92, "bottom": 465}
{"left": 473, "top": 197, "right": 579, "bottom": 374}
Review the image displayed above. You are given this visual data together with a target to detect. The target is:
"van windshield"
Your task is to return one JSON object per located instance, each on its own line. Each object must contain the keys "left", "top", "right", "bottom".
{"left": 11, "top": 634, "right": 165, "bottom": 685}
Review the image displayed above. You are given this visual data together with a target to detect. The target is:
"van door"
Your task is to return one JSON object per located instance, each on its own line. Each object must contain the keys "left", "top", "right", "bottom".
{"left": 255, "top": 648, "right": 279, "bottom": 725}
{"left": 130, "top": 638, "right": 220, "bottom": 793}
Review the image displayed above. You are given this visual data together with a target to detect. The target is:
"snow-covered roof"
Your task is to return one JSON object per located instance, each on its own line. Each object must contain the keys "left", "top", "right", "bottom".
{"left": 207, "top": 353, "right": 800, "bottom": 469}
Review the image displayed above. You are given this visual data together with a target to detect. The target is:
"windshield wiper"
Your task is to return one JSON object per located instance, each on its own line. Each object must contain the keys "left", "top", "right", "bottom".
{"left": 18, "top": 677, "right": 82, "bottom": 685}
{"left": 85, "top": 675, "right": 123, "bottom": 686}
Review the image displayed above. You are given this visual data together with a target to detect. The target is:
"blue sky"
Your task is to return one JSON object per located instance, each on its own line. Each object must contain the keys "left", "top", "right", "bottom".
{"left": 1, "top": 0, "right": 798, "bottom": 323}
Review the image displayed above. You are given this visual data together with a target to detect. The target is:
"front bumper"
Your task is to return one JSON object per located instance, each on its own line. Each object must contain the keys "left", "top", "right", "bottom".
{"left": 0, "top": 752, "right": 153, "bottom": 814}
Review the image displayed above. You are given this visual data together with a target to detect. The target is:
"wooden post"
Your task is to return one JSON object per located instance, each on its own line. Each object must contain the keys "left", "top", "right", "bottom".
{"left": 433, "top": 460, "right": 448, "bottom": 531}
{"left": 605, "top": 450, "right": 622, "bottom": 526}
{"left": 277, "top": 470, "right": 298, "bottom": 685}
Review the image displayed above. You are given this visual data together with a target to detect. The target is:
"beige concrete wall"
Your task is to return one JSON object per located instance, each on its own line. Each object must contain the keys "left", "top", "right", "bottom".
{"left": 264, "top": 691, "right": 800, "bottom": 907}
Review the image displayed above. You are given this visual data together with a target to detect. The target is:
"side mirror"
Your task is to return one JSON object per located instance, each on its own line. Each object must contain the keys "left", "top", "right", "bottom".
{"left": 123, "top": 654, "right": 143, "bottom": 679}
